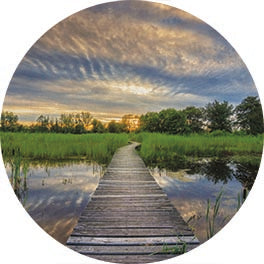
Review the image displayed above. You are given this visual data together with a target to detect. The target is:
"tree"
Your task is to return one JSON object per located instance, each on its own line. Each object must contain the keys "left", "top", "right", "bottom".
{"left": 205, "top": 100, "right": 233, "bottom": 132}
{"left": 78, "top": 112, "right": 93, "bottom": 128}
{"left": 58, "top": 112, "right": 92, "bottom": 133}
{"left": 158, "top": 108, "right": 186, "bottom": 134}
{"left": 183, "top": 106, "right": 204, "bottom": 133}
{"left": 139, "top": 112, "right": 160, "bottom": 132}
{"left": 50, "top": 118, "right": 61, "bottom": 133}
{"left": 1, "top": 111, "right": 19, "bottom": 131}
{"left": 235, "top": 96, "right": 264, "bottom": 135}
{"left": 107, "top": 120, "right": 126, "bottom": 133}
{"left": 59, "top": 113, "right": 75, "bottom": 133}
{"left": 36, "top": 115, "right": 50, "bottom": 132}
{"left": 121, "top": 114, "right": 139, "bottom": 132}
{"left": 92, "top": 119, "right": 105, "bottom": 133}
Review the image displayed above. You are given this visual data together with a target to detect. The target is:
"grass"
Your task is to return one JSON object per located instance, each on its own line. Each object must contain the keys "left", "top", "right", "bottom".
{"left": 1, "top": 131, "right": 262, "bottom": 169}
{"left": 131, "top": 132, "right": 263, "bottom": 169}
{"left": 0, "top": 132, "right": 129, "bottom": 165}
{"left": 206, "top": 189, "right": 226, "bottom": 239}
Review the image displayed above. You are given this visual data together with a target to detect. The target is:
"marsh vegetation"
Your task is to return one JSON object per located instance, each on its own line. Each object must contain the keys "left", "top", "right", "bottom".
{"left": 1, "top": 132, "right": 129, "bottom": 164}
{"left": 0, "top": 95, "right": 263, "bottom": 245}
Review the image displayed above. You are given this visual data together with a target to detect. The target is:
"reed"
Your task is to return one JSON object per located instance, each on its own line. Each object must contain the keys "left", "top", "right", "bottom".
{"left": 0, "top": 132, "right": 129, "bottom": 165}
{"left": 131, "top": 133, "right": 263, "bottom": 168}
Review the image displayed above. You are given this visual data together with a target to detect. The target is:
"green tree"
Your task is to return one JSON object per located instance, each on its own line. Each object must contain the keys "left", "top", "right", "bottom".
{"left": 205, "top": 100, "right": 233, "bottom": 132}
{"left": 59, "top": 113, "right": 75, "bottom": 133}
{"left": 121, "top": 114, "right": 139, "bottom": 132}
{"left": 183, "top": 106, "right": 204, "bottom": 133}
{"left": 49, "top": 118, "right": 61, "bottom": 133}
{"left": 107, "top": 120, "right": 126, "bottom": 133}
{"left": 0, "top": 111, "right": 19, "bottom": 131}
{"left": 235, "top": 96, "right": 264, "bottom": 135}
{"left": 92, "top": 119, "right": 105, "bottom": 133}
{"left": 158, "top": 108, "right": 186, "bottom": 134}
{"left": 36, "top": 115, "right": 50, "bottom": 132}
{"left": 139, "top": 112, "right": 160, "bottom": 132}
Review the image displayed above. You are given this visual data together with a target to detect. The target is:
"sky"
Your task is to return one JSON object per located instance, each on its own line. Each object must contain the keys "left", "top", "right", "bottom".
{"left": 3, "top": 0, "right": 258, "bottom": 123}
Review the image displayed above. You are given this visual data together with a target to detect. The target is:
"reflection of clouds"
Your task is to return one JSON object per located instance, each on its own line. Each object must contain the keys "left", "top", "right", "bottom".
{"left": 6, "top": 162, "right": 102, "bottom": 244}
{"left": 150, "top": 167, "right": 243, "bottom": 242}
{"left": 153, "top": 169, "right": 205, "bottom": 182}
{"left": 4, "top": 1, "right": 257, "bottom": 122}
{"left": 171, "top": 195, "right": 240, "bottom": 243}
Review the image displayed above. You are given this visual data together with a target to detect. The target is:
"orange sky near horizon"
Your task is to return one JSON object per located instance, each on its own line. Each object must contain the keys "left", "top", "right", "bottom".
{"left": 3, "top": 1, "right": 258, "bottom": 123}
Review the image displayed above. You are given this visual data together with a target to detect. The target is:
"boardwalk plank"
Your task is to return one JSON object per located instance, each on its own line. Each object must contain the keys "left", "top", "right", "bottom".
{"left": 67, "top": 142, "right": 199, "bottom": 263}
{"left": 71, "top": 228, "right": 193, "bottom": 236}
{"left": 67, "top": 236, "right": 199, "bottom": 245}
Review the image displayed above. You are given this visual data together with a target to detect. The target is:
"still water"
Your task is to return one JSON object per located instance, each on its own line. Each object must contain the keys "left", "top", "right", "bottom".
{"left": 150, "top": 158, "right": 258, "bottom": 242}
{"left": 5, "top": 158, "right": 258, "bottom": 244}
{"left": 5, "top": 161, "right": 104, "bottom": 244}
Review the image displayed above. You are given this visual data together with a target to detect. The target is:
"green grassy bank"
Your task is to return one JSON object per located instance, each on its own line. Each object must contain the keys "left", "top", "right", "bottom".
{"left": 1, "top": 132, "right": 263, "bottom": 168}
{"left": 131, "top": 132, "right": 263, "bottom": 168}
{"left": 0, "top": 132, "right": 129, "bottom": 164}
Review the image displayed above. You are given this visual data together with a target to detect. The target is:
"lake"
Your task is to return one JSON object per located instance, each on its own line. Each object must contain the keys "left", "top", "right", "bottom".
{"left": 5, "top": 161, "right": 104, "bottom": 244}
{"left": 4, "top": 157, "right": 258, "bottom": 244}
{"left": 149, "top": 157, "right": 258, "bottom": 242}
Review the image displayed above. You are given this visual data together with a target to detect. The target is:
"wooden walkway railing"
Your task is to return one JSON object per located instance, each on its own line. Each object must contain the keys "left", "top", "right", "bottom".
{"left": 67, "top": 142, "right": 199, "bottom": 263}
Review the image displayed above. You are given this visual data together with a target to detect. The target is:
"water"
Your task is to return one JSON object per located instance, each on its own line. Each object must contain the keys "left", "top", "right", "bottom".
{"left": 4, "top": 157, "right": 258, "bottom": 245}
{"left": 149, "top": 158, "right": 258, "bottom": 242}
{"left": 5, "top": 161, "right": 104, "bottom": 244}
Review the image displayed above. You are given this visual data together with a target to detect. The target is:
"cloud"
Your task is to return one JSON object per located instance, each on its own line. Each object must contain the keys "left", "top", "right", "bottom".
{"left": 4, "top": 0, "right": 258, "bottom": 122}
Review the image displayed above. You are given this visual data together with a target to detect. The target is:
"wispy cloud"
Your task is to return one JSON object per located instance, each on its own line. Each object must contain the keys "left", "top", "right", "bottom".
{"left": 4, "top": 1, "right": 257, "bottom": 122}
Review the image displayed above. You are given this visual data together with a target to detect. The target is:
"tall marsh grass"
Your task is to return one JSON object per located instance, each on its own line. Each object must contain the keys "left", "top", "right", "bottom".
{"left": 131, "top": 133, "right": 263, "bottom": 168}
{"left": 0, "top": 132, "right": 129, "bottom": 164}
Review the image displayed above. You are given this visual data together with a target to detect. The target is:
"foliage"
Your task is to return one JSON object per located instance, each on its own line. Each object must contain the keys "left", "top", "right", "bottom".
{"left": 183, "top": 106, "right": 204, "bottom": 133}
{"left": 0, "top": 132, "right": 129, "bottom": 164}
{"left": 235, "top": 96, "right": 264, "bottom": 135}
{"left": 0, "top": 111, "right": 21, "bottom": 132}
{"left": 205, "top": 189, "right": 229, "bottom": 239}
{"left": 132, "top": 132, "right": 263, "bottom": 169}
{"left": 139, "top": 109, "right": 187, "bottom": 134}
{"left": 160, "top": 243, "right": 187, "bottom": 255}
{"left": 91, "top": 119, "right": 105, "bottom": 133}
{"left": 1, "top": 96, "right": 263, "bottom": 135}
{"left": 107, "top": 120, "right": 127, "bottom": 133}
{"left": 205, "top": 100, "right": 233, "bottom": 132}
{"left": 139, "top": 112, "right": 160, "bottom": 132}
{"left": 121, "top": 114, "right": 140, "bottom": 132}
{"left": 159, "top": 108, "right": 186, "bottom": 134}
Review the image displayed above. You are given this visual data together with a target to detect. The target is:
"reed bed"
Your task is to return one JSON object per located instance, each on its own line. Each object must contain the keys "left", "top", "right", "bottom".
{"left": 0, "top": 132, "right": 129, "bottom": 164}
{"left": 131, "top": 133, "right": 263, "bottom": 167}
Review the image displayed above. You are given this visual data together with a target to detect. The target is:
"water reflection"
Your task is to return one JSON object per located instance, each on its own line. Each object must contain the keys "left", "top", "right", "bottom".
{"left": 150, "top": 158, "right": 258, "bottom": 242}
{"left": 4, "top": 156, "right": 259, "bottom": 245}
{"left": 5, "top": 160, "right": 104, "bottom": 244}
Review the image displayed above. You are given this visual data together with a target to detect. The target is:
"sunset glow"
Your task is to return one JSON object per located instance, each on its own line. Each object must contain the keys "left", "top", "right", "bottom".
{"left": 3, "top": 1, "right": 257, "bottom": 122}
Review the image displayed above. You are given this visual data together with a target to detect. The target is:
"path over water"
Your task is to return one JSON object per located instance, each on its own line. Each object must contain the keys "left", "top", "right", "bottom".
{"left": 67, "top": 142, "right": 199, "bottom": 263}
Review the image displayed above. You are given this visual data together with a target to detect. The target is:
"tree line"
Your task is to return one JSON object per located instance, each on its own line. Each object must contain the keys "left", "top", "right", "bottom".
{"left": 139, "top": 96, "right": 263, "bottom": 135}
{"left": 0, "top": 111, "right": 136, "bottom": 134}
{"left": 1, "top": 96, "right": 263, "bottom": 135}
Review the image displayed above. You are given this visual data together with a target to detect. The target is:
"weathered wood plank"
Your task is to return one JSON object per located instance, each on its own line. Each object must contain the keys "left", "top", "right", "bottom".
{"left": 73, "top": 225, "right": 192, "bottom": 232}
{"left": 84, "top": 255, "right": 176, "bottom": 264}
{"left": 66, "top": 142, "right": 199, "bottom": 263}
{"left": 67, "top": 235, "right": 199, "bottom": 245}
{"left": 71, "top": 228, "right": 193, "bottom": 236}
{"left": 80, "top": 211, "right": 182, "bottom": 217}
{"left": 93, "top": 193, "right": 166, "bottom": 198}
{"left": 68, "top": 244, "right": 198, "bottom": 254}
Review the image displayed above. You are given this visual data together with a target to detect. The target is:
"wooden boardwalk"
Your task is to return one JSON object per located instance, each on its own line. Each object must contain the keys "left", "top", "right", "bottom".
{"left": 67, "top": 142, "right": 199, "bottom": 263}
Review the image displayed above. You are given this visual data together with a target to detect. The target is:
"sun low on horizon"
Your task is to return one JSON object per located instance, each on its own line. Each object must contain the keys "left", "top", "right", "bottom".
{"left": 3, "top": 0, "right": 258, "bottom": 124}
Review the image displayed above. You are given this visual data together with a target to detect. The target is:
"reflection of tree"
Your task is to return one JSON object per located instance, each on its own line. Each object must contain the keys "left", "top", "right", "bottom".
{"left": 189, "top": 158, "right": 258, "bottom": 190}
{"left": 199, "top": 159, "right": 234, "bottom": 184}
{"left": 233, "top": 162, "right": 258, "bottom": 190}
